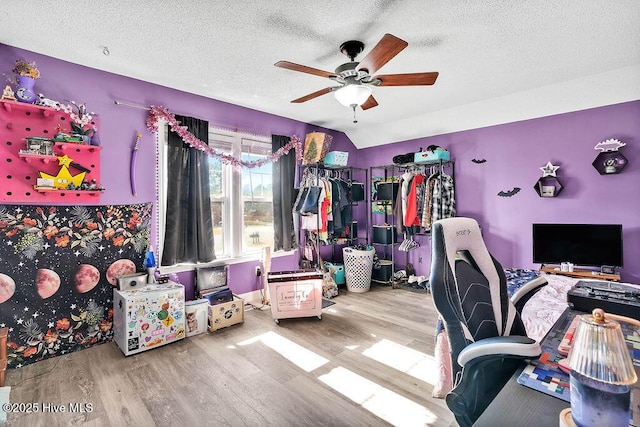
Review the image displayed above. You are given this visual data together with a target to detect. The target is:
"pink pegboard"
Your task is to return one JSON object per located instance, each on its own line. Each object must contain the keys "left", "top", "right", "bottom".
{"left": 0, "top": 100, "right": 102, "bottom": 204}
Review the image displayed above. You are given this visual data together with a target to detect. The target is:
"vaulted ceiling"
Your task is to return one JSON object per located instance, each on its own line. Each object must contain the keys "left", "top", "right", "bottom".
{"left": 1, "top": 1, "right": 639, "bottom": 148}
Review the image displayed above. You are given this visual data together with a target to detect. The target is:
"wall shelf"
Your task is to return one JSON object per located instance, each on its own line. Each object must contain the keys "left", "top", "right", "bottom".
{"left": 18, "top": 152, "right": 58, "bottom": 163}
{"left": 54, "top": 141, "right": 102, "bottom": 154}
{"left": 0, "top": 99, "right": 55, "bottom": 116}
{"left": 592, "top": 151, "right": 628, "bottom": 175}
{"left": 534, "top": 176, "right": 563, "bottom": 198}
{"left": 33, "top": 187, "right": 103, "bottom": 197}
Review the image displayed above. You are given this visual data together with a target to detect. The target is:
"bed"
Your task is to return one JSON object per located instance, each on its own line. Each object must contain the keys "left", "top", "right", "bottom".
{"left": 432, "top": 269, "right": 635, "bottom": 398}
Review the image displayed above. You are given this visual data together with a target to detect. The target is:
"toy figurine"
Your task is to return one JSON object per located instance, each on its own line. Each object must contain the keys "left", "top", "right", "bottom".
{"left": 1, "top": 85, "right": 16, "bottom": 101}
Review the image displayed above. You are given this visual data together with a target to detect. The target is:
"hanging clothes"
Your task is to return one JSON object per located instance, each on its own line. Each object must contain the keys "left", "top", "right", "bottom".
{"left": 421, "top": 172, "right": 438, "bottom": 230}
{"left": 432, "top": 172, "right": 456, "bottom": 222}
{"left": 404, "top": 173, "right": 425, "bottom": 227}
{"left": 393, "top": 176, "right": 405, "bottom": 235}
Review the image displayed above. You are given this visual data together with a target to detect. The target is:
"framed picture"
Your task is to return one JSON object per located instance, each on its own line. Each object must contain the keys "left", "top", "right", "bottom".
{"left": 302, "top": 132, "right": 332, "bottom": 165}
{"left": 185, "top": 299, "right": 209, "bottom": 337}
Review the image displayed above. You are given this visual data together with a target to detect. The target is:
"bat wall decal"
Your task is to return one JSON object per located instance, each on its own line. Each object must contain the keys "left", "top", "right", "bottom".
{"left": 498, "top": 187, "right": 521, "bottom": 197}
{"left": 471, "top": 159, "right": 487, "bottom": 164}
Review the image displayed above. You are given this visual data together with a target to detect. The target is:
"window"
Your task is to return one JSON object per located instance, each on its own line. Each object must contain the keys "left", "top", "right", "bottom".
{"left": 158, "top": 125, "right": 274, "bottom": 265}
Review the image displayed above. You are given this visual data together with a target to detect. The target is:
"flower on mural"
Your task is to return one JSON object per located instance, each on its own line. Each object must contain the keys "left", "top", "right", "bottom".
{"left": 43, "top": 330, "right": 58, "bottom": 345}
{"left": 55, "top": 235, "right": 70, "bottom": 248}
{"left": 56, "top": 318, "right": 71, "bottom": 331}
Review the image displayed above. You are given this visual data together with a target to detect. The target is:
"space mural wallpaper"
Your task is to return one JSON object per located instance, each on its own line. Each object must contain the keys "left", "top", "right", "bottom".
{"left": 0, "top": 203, "right": 152, "bottom": 369}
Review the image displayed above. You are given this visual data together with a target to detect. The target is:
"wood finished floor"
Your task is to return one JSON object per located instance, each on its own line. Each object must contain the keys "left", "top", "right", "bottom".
{"left": 5, "top": 285, "right": 457, "bottom": 427}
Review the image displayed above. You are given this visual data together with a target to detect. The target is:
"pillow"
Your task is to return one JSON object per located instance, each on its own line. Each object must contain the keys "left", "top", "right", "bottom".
{"left": 432, "top": 330, "right": 453, "bottom": 398}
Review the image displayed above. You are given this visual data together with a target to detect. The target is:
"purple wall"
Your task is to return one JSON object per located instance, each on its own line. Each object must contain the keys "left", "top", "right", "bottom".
{"left": 0, "top": 44, "right": 357, "bottom": 298}
{"left": 3, "top": 43, "right": 638, "bottom": 291}
{"left": 356, "top": 101, "right": 640, "bottom": 283}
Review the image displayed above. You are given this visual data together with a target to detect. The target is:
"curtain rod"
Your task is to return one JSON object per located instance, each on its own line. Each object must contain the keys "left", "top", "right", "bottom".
{"left": 113, "top": 99, "right": 275, "bottom": 139}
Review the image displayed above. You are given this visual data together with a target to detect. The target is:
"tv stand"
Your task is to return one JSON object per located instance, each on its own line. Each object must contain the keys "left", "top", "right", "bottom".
{"left": 540, "top": 265, "right": 620, "bottom": 282}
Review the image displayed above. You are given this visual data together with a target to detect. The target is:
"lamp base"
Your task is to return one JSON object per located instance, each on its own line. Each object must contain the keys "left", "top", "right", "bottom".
{"left": 559, "top": 408, "right": 577, "bottom": 427}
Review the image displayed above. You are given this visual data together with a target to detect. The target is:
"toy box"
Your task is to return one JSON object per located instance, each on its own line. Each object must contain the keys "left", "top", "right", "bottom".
{"left": 208, "top": 295, "right": 244, "bottom": 332}
{"left": 267, "top": 270, "right": 323, "bottom": 323}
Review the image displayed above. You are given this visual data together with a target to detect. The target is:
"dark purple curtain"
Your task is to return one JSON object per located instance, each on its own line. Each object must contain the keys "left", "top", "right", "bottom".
{"left": 272, "top": 135, "right": 296, "bottom": 251}
{"left": 162, "top": 116, "right": 215, "bottom": 264}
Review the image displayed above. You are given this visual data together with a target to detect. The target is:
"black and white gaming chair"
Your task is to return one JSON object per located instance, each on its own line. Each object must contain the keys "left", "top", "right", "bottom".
{"left": 429, "top": 217, "right": 548, "bottom": 427}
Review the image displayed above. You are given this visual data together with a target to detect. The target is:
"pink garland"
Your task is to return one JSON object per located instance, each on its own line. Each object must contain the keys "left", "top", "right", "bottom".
{"left": 146, "top": 105, "right": 303, "bottom": 167}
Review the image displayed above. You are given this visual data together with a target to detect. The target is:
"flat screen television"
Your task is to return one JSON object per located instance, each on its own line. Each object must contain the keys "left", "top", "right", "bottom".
{"left": 532, "top": 223, "right": 623, "bottom": 267}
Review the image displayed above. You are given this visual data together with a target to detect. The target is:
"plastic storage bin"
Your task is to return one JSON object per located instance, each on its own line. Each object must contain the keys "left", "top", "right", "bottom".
{"left": 324, "top": 262, "right": 345, "bottom": 285}
{"left": 372, "top": 225, "right": 397, "bottom": 244}
{"left": 373, "top": 260, "right": 393, "bottom": 282}
{"left": 324, "top": 151, "right": 349, "bottom": 167}
{"left": 414, "top": 148, "right": 450, "bottom": 163}
{"left": 342, "top": 246, "right": 375, "bottom": 293}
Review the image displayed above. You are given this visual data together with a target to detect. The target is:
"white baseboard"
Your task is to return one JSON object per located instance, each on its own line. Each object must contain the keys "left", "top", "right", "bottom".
{"left": 239, "top": 289, "right": 271, "bottom": 310}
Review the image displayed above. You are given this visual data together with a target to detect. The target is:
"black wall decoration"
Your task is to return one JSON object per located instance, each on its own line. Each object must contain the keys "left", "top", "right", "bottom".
{"left": 0, "top": 203, "right": 152, "bottom": 369}
{"left": 498, "top": 187, "right": 521, "bottom": 197}
{"left": 471, "top": 159, "right": 487, "bottom": 164}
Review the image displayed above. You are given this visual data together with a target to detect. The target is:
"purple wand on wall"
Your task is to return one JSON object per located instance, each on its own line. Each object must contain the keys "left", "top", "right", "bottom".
{"left": 130, "top": 133, "right": 142, "bottom": 196}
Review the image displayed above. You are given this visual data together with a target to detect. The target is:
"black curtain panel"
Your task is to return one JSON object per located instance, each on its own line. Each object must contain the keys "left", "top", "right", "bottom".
{"left": 162, "top": 115, "right": 215, "bottom": 265}
{"left": 272, "top": 135, "right": 296, "bottom": 251}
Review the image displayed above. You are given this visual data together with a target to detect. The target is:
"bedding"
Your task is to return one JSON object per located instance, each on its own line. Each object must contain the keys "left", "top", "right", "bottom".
{"left": 431, "top": 269, "right": 630, "bottom": 398}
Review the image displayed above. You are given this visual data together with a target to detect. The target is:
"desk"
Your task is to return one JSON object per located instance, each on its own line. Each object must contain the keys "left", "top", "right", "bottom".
{"left": 474, "top": 308, "right": 640, "bottom": 427}
{"left": 473, "top": 309, "right": 572, "bottom": 427}
{"left": 540, "top": 266, "right": 620, "bottom": 282}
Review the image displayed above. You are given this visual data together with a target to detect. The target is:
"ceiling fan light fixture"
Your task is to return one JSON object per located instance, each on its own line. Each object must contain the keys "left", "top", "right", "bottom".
{"left": 334, "top": 84, "right": 372, "bottom": 107}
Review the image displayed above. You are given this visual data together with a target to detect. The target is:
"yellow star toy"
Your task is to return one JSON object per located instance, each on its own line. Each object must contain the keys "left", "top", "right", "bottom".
{"left": 39, "top": 165, "right": 86, "bottom": 189}
{"left": 57, "top": 154, "right": 74, "bottom": 167}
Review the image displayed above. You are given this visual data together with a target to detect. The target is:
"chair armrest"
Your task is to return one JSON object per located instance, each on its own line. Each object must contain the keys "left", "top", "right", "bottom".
{"left": 457, "top": 336, "right": 540, "bottom": 367}
{"left": 510, "top": 276, "right": 548, "bottom": 313}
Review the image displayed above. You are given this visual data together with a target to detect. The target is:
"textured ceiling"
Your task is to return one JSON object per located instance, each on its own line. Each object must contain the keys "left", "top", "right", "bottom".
{"left": 1, "top": 1, "right": 639, "bottom": 148}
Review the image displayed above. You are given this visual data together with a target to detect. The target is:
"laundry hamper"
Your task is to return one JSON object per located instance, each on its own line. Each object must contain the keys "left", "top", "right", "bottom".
{"left": 342, "top": 246, "right": 375, "bottom": 293}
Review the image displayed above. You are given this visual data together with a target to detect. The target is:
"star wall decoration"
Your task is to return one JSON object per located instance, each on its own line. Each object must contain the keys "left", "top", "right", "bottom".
{"left": 540, "top": 161, "right": 560, "bottom": 177}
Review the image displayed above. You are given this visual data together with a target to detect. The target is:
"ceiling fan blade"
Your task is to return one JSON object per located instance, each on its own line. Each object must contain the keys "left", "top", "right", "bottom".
{"left": 361, "top": 95, "right": 379, "bottom": 110}
{"left": 375, "top": 72, "right": 439, "bottom": 86}
{"left": 356, "top": 33, "right": 408, "bottom": 75}
{"left": 291, "top": 87, "right": 334, "bottom": 103}
{"left": 275, "top": 61, "right": 336, "bottom": 79}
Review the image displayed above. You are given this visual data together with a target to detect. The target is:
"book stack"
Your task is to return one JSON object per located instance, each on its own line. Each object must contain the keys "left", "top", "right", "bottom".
{"left": 200, "top": 286, "right": 233, "bottom": 306}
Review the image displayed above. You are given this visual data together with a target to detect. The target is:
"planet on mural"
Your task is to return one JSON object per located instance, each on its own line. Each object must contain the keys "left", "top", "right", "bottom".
{"left": 106, "top": 259, "right": 136, "bottom": 286}
{"left": 36, "top": 268, "right": 61, "bottom": 299}
{"left": 74, "top": 264, "right": 101, "bottom": 293}
{"left": 0, "top": 273, "right": 16, "bottom": 304}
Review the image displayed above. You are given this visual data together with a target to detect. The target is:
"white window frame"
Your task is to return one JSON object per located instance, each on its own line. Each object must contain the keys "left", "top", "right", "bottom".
{"left": 156, "top": 123, "right": 275, "bottom": 270}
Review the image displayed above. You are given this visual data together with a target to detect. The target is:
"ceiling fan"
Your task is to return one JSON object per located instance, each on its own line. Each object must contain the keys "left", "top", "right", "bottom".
{"left": 275, "top": 33, "right": 439, "bottom": 121}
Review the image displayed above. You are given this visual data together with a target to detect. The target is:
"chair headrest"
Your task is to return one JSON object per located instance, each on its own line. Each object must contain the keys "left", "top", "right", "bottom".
{"left": 434, "top": 217, "right": 487, "bottom": 265}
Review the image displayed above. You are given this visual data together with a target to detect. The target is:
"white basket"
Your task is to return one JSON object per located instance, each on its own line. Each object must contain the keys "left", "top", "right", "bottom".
{"left": 342, "top": 246, "right": 375, "bottom": 293}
